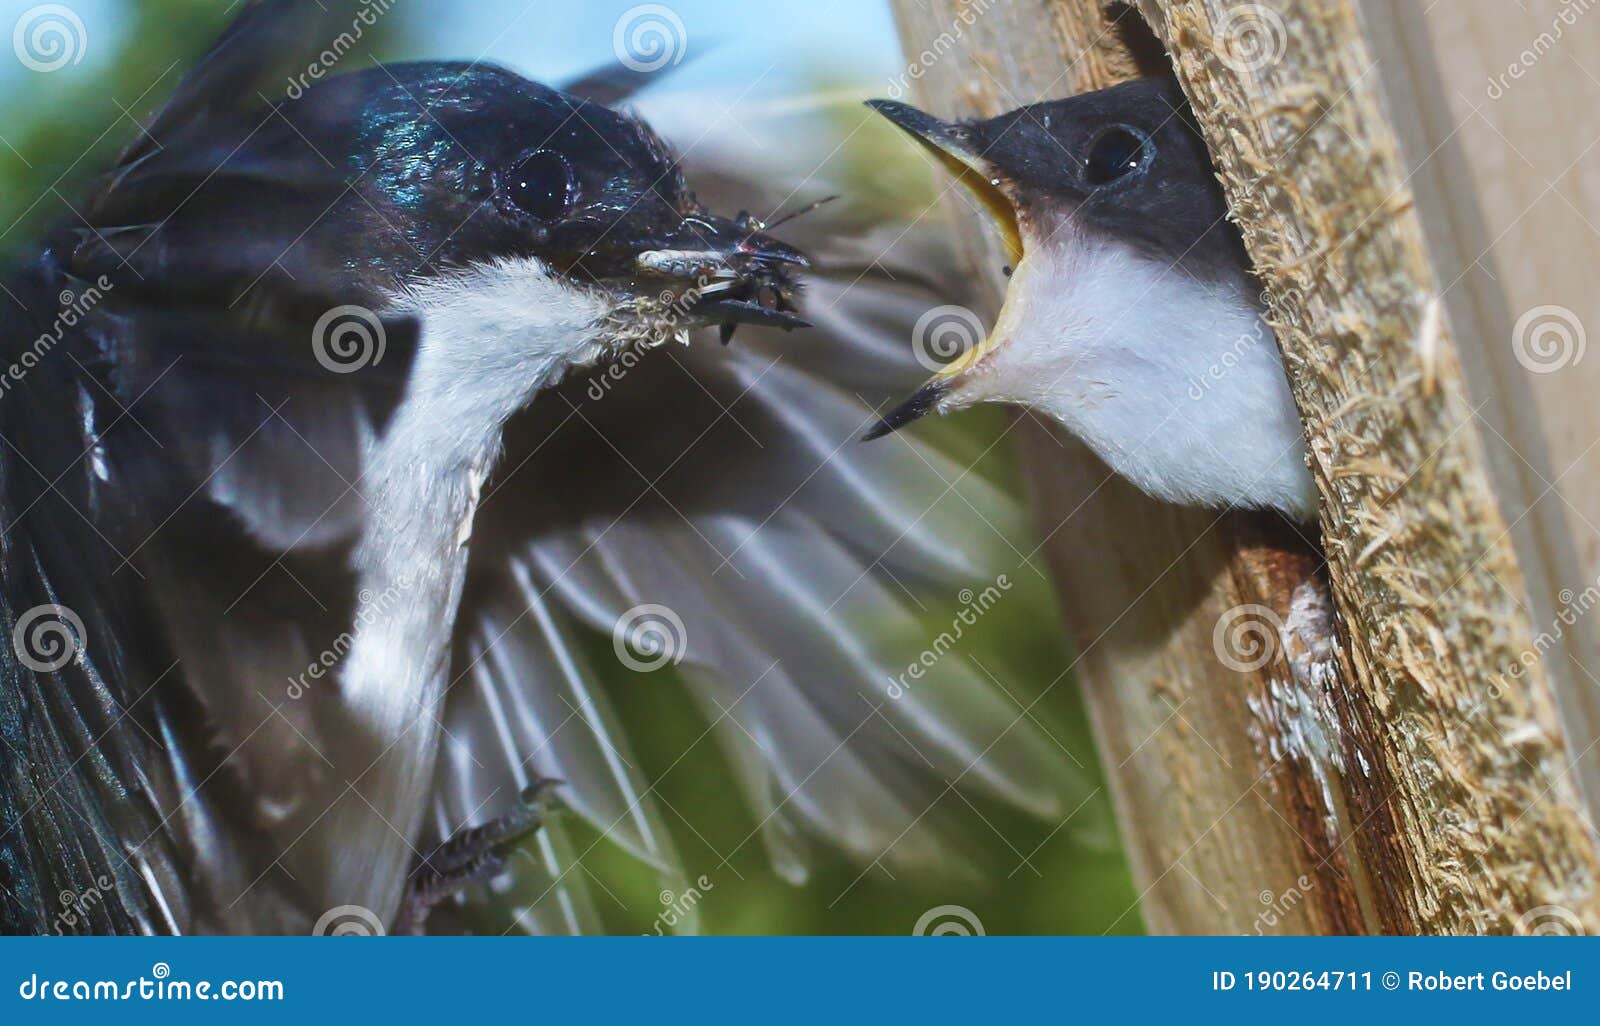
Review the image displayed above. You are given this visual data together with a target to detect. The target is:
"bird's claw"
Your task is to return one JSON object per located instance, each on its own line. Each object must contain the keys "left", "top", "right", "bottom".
{"left": 393, "top": 779, "right": 562, "bottom": 935}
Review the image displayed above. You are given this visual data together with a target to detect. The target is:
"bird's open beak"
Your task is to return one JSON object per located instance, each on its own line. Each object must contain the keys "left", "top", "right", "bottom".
{"left": 861, "top": 99, "right": 1032, "bottom": 440}
{"left": 630, "top": 214, "right": 811, "bottom": 345}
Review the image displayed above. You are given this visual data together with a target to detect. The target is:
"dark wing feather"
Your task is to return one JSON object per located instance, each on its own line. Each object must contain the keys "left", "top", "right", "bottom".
{"left": 0, "top": 270, "right": 192, "bottom": 933}
{"left": 559, "top": 62, "right": 673, "bottom": 108}
{"left": 0, "top": 0, "right": 407, "bottom": 934}
{"left": 116, "top": 0, "right": 356, "bottom": 171}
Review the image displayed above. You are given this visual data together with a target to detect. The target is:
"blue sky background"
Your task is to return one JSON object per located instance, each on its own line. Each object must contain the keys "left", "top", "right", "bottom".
{"left": 0, "top": 0, "right": 902, "bottom": 96}
{"left": 415, "top": 0, "right": 900, "bottom": 90}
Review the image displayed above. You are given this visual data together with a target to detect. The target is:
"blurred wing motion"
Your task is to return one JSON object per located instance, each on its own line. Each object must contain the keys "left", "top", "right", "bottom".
{"left": 428, "top": 79, "right": 1088, "bottom": 934}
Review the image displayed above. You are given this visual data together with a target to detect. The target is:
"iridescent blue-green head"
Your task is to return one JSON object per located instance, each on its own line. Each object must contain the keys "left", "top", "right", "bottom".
{"left": 74, "top": 59, "right": 807, "bottom": 351}
{"left": 295, "top": 62, "right": 808, "bottom": 339}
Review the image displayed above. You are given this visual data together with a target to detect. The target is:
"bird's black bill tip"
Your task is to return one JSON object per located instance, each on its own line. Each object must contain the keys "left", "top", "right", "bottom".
{"left": 862, "top": 380, "right": 948, "bottom": 442}
{"left": 696, "top": 297, "right": 810, "bottom": 334}
{"left": 860, "top": 420, "right": 896, "bottom": 442}
{"left": 863, "top": 98, "right": 924, "bottom": 121}
{"left": 864, "top": 98, "right": 957, "bottom": 143}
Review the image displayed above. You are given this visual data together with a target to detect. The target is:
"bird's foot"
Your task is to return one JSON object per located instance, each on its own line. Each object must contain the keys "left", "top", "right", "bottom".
{"left": 393, "top": 779, "right": 560, "bottom": 936}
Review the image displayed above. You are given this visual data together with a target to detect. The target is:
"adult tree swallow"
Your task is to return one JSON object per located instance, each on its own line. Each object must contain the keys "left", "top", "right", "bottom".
{"left": 1, "top": 1, "right": 1074, "bottom": 934}
{"left": 865, "top": 77, "right": 1316, "bottom": 521}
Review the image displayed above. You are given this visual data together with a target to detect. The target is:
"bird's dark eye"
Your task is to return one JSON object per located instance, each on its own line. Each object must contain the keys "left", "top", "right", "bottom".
{"left": 507, "top": 150, "right": 575, "bottom": 220}
{"left": 1084, "top": 126, "right": 1152, "bottom": 186}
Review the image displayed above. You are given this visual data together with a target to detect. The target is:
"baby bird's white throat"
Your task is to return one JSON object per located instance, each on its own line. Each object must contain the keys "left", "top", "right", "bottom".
{"left": 943, "top": 231, "right": 1315, "bottom": 520}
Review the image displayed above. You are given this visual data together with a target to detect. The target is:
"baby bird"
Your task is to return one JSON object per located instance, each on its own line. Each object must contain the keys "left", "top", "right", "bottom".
{"left": 866, "top": 77, "right": 1315, "bottom": 521}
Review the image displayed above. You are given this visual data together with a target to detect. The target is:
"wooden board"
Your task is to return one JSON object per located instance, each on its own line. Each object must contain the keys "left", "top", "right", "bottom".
{"left": 888, "top": 0, "right": 1600, "bottom": 933}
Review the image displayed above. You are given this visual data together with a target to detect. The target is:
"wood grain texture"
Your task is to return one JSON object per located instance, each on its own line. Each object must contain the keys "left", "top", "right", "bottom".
{"left": 1361, "top": 0, "right": 1600, "bottom": 865}
{"left": 1138, "top": 0, "right": 1600, "bottom": 933}
{"left": 887, "top": 0, "right": 1600, "bottom": 933}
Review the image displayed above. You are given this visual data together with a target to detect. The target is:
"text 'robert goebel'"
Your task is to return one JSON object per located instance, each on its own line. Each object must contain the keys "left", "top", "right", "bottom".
{"left": 1211, "top": 969, "right": 1573, "bottom": 992}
